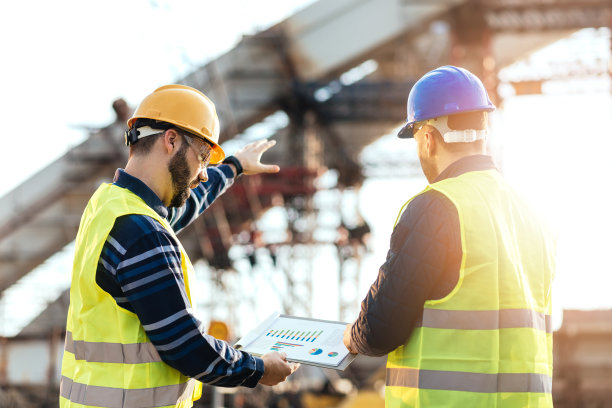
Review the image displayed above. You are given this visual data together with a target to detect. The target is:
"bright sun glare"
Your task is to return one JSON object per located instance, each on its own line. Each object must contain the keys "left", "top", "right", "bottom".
{"left": 496, "top": 90, "right": 612, "bottom": 315}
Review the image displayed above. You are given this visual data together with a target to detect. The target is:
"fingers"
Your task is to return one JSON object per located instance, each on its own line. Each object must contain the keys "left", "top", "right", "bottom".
{"left": 252, "top": 139, "right": 276, "bottom": 151}
{"left": 259, "top": 351, "right": 299, "bottom": 386}
{"left": 241, "top": 139, "right": 276, "bottom": 154}
{"left": 280, "top": 354, "right": 299, "bottom": 377}
{"left": 234, "top": 139, "right": 280, "bottom": 175}
{"left": 258, "top": 164, "right": 280, "bottom": 174}
{"left": 343, "top": 323, "right": 358, "bottom": 354}
{"left": 260, "top": 139, "right": 276, "bottom": 153}
{"left": 279, "top": 353, "right": 300, "bottom": 375}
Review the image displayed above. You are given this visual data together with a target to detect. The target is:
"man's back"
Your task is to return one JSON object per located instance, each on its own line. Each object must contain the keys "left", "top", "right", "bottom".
{"left": 386, "top": 168, "right": 555, "bottom": 407}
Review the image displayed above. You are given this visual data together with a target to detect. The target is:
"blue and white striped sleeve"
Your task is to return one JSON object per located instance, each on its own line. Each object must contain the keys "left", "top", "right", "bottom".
{"left": 96, "top": 213, "right": 264, "bottom": 387}
{"left": 168, "top": 164, "right": 235, "bottom": 233}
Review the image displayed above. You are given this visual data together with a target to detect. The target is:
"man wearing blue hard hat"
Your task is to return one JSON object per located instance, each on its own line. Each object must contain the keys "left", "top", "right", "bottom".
{"left": 344, "top": 66, "right": 556, "bottom": 407}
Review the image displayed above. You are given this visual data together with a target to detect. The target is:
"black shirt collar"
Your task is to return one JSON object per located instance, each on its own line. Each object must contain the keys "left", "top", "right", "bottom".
{"left": 434, "top": 154, "right": 499, "bottom": 183}
{"left": 113, "top": 169, "right": 168, "bottom": 218}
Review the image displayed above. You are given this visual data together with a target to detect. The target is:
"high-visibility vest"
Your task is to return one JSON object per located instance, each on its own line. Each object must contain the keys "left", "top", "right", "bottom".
{"left": 386, "top": 170, "right": 555, "bottom": 408}
{"left": 60, "top": 183, "right": 203, "bottom": 408}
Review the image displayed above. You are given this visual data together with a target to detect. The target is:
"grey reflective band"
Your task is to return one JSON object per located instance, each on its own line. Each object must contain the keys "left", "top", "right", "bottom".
{"left": 64, "top": 331, "right": 162, "bottom": 364}
{"left": 386, "top": 368, "right": 552, "bottom": 394}
{"left": 61, "top": 376, "right": 196, "bottom": 408}
{"left": 420, "top": 308, "right": 552, "bottom": 333}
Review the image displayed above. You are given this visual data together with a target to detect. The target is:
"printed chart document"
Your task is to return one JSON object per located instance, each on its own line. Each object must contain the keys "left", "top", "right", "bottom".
{"left": 235, "top": 312, "right": 357, "bottom": 370}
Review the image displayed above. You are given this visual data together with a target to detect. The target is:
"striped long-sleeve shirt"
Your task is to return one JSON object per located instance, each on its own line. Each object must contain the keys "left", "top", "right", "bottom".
{"left": 95, "top": 165, "right": 264, "bottom": 387}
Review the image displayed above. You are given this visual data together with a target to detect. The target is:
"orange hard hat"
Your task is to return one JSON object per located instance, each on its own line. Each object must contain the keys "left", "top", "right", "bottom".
{"left": 128, "top": 84, "right": 225, "bottom": 164}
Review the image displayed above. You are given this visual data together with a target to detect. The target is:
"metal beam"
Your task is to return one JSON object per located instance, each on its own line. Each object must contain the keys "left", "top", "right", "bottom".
{"left": 1, "top": 0, "right": 604, "bottom": 334}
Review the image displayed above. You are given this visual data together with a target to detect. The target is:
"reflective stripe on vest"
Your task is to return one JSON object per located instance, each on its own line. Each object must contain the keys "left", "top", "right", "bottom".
{"left": 64, "top": 331, "right": 162, "bottom": 364}
{"left": 60, "top": 376, "right": 196, "bottom": 408}
{"left": 419, "top": 308, "right": 552, "bottom": 333}
{"left": 386, "top": 368, "right": 552, "bottom": 394}
{"left": 386, "top": 170, "right": 555, "bottom": 407}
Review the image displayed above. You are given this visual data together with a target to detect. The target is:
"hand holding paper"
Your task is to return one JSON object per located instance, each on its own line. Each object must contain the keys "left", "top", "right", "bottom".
{"left": 235, "top": 313, "right": 357, "bottom": 370}
{"left": 343, "top": 323, "right": 358, "bottom": 354}
{"left": 259, "top": 351, "right": 300, "bottom": 386}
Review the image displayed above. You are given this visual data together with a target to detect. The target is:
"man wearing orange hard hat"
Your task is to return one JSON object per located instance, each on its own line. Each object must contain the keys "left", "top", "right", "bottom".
{"left": 60, "top": 85, "right": 298, "bottom": 408}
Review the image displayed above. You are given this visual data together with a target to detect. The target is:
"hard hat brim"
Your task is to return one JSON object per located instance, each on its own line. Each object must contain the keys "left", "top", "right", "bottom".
{"left": 397, "top": 122, "right": 414, "bottom": 139}
{"left": 201, "top": 137, "right": 225, "bottom": 164}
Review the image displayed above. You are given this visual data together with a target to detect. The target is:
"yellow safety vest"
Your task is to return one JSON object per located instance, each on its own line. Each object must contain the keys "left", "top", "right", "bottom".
{"left": 386, "top": 170, "right": 555, "bottom": 408}
{"left": 60, "top": 183, "right": 202, "bottom": 408}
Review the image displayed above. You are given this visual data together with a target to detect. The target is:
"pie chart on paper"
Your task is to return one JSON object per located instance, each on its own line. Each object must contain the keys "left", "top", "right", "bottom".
{"left": 309, "top": 348, "right": 323, "bottom": 355}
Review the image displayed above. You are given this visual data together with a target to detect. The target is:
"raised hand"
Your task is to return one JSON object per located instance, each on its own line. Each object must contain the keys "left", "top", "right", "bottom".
{"left": 232, "top": 139, "right": 280, "bottom": 175}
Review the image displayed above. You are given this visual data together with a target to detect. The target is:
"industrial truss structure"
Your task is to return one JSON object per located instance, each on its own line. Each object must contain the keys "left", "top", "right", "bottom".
{"left": 0, "top": 1, "right": 610, "bottom": 405}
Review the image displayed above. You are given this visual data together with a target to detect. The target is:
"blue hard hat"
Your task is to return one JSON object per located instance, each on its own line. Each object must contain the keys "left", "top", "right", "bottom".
{"left": 397, "top": 65, "right": 495, "bottom": 138}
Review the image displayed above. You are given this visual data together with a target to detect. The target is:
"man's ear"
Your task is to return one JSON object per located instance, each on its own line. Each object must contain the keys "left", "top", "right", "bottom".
{"left": 162, "top": 129, "right": 179, "bottom": 154}
{"left": 423, "top": 128, "right": 437, "bottom": 157}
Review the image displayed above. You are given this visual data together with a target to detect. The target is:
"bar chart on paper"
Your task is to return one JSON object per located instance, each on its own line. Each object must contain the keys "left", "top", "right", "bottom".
{"left": 235, "top": 313, "right": 356, "bottom": 370}
{"left": 266, "top": 329, "right": 324, "bottom": 348}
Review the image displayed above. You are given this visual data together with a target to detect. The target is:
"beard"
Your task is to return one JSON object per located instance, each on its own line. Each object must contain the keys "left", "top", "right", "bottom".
{"left": 168, "top": 144, "right": 197, "bottom": 208}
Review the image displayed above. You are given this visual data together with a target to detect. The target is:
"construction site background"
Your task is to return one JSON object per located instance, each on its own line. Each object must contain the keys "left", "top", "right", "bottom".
{"left": 1, "top": 0, "right": 612, "bottom": 407}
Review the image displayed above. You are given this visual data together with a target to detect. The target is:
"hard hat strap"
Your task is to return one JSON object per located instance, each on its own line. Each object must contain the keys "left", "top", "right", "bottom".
{"left": 424, "top": 116, "right": 487, "bottom": 143}
{"left": 443, "top": 129, "right": 488, "bottom": 143}
{"left": 124, "top": 126, "right": 165, "bottom": 146}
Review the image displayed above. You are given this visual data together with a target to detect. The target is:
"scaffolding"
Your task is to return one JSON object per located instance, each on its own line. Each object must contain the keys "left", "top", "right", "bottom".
{"left": 1, "top": 1, "right": 611, "bottom": 407}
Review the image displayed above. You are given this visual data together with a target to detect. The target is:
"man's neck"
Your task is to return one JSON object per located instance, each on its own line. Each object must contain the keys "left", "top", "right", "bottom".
{"left": 432, "top": 148, "right": 487, "bottom": 181}
{"left": 124, "top": 156, "right": 171, "bottom": 206}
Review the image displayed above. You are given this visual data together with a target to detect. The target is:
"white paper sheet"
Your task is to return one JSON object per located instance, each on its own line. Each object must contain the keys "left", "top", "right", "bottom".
{"left": 235, "top": 313, "right": 356, "bottom": 370}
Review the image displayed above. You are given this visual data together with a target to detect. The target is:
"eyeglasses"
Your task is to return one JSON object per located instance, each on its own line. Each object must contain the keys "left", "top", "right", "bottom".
{"left": 413, "top": 121, "right": 426, "bottom": 133}
{"left": 182, "top": 133, "right": 212, "bottom": 167}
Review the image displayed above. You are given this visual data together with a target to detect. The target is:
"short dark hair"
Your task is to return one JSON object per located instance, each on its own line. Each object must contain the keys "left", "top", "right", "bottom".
{"left": 447, "top": 111, "right": 488, "bottom": 131}
{"left": 427, "top": 111, "right": 487, "bottom": 151}
{"left": 128, "top": 119, "right": 173, "bottom": 156}
{"left": 130, "top": 132, "right": 163, "bottom": 156}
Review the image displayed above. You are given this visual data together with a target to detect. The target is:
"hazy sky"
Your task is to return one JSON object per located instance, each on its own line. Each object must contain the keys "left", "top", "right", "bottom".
{"left": 0, "top": 0, "right": 315, "bottom": 335}
{"left": 0, "top": 0, "right": 315, "bottom": 195}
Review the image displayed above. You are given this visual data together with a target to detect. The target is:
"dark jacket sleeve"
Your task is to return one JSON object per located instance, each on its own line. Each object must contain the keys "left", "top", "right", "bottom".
{"left": 350, "top": 190, "right": 462, "bottom": 356}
